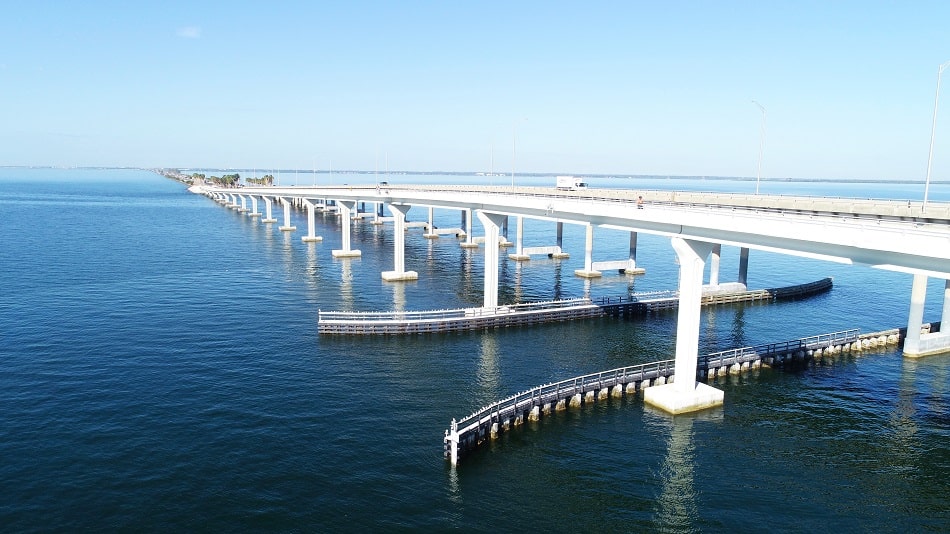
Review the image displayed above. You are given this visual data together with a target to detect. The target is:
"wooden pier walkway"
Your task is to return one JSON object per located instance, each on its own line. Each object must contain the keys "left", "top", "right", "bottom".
{"left": 318, "top": 278, "right": 833, "bottom": 335}
{"left": 444, "top": 325, "right": 906, "bottom": 465}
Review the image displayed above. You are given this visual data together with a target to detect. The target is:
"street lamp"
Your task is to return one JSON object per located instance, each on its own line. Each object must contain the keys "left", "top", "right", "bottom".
{"left": 511, "top": 118, "right": 527, "bottom": 187}
{"left": 752, "top": 100, "right": 766, "bottom": 195}
{"left": 923, "top": 60, "right": 950, "bottom": 212}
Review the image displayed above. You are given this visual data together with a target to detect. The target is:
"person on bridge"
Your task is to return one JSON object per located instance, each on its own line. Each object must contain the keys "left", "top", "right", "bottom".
{"left": 637, "top": 196, "right": 644, "bottom": 209}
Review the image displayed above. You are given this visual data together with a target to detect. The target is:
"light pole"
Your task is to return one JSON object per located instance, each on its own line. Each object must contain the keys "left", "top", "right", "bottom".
{"left": 511, "top": 118, "right": 526, "bottom": 187}
{"left": 924, "top": 60, "right": 950, "bottom": 212}
{"left": 752, "top": 100, "right": 766, "bottom": 195}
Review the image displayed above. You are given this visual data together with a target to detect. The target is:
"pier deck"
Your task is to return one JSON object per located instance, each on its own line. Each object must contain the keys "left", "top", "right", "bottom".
{"left": 318, "top": 278, "right": 833, "bottom": 335}
{"left": 444, "top": 325, "right": 910, "bottom": 465}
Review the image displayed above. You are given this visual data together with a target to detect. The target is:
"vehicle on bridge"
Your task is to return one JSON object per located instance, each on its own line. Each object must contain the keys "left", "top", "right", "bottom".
{"left": 555, "top": 175, "right": 588, "bottom": 191}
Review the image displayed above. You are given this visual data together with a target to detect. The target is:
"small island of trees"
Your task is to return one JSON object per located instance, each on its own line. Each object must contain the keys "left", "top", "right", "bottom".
{"left": 190, "top": 172, "right": 243, "bottom": 187}
{"left": 246, "top": 174, "right": 274, "bottom": 186}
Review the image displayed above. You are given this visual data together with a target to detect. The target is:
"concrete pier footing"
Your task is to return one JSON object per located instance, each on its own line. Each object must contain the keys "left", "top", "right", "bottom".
{"left": 573, "top": 269, "right": 603, "bottom": 278}
{"left": 381, "top": 270, "right": 419, "bottom": 281}
{"left": 643, "top": 382, "right": 724, "bottom": 415}
{"left": 332, "top": 249, "right": 362, "bottom": 258}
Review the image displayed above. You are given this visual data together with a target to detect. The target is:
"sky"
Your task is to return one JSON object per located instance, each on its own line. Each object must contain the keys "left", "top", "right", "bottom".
{"left": 2, "top": 1, "right": 949, "bottom": 180}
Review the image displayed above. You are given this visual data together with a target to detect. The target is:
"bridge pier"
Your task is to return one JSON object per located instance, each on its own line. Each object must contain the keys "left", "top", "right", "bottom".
{"left": 381, "top": 204, "right": 418, "bottom": 281}
{"left": 574, "top": 223, "right": 602, "bottom": 278}
{"left": 460, "top": 209, "right": 478, "bottom": 248}
{"left": 332, "top": 200, "right": 361, "bottom": 257}
{"left": 248, "top": 196, "right": 260, "bottom": 218}
{"left": 301, "top": 199, "right": 323, "bottom": 242}
{"left": 708, "top": 244, "right": 721, "bottom": 285}
{"left": 903, "top": 274, "right": 950, "bottom": 357}
{"left": 509, "top": 216, "right": 529, "bottom": 261}
{"left": 737, "top": 247, "right": 749, "bottom": 288}
{"left": 278, "top": 197, "right": 296, "bottom": 232}
{"left": 476, "top": 211, "right": 506, "bottom": 307}
{"left": 261, "top": 196, "right": 277, "bottom": 223}
{"left": 644, "top": 237, "right": 724, "bottom": 414}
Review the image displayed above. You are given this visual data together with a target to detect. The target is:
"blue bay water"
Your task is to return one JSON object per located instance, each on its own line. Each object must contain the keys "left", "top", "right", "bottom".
{"left": 0, "top": 168, "right": 947, "bottom": 532}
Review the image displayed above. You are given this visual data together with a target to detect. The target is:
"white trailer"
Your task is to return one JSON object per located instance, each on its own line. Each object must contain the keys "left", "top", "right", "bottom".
{"left": 555, "top": 176, "right": 588, "bottom": 191}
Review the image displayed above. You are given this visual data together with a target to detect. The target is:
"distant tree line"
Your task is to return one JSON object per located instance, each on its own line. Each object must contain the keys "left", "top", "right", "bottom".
{"left": 194, "top": 173, "right": 241, "bottom": 187}
{"left": 246, "top": 174, "right": 274, "bottom": 186}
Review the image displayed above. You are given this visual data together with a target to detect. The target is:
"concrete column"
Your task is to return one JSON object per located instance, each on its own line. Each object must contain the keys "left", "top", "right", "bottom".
{"left": 942, "top": 279, "right": 950, "bottom": 328}
{"left": 423, "top": 207, "right": 437, "bottom": 239}
{"left": 644, "top": 237, "right": 723, "bottom": 414}
{"left": 709, "top": 244, "right": 722, "bottom": 286}
{"left": 278, "top": 197, "right": 296, "bottom": 231}
{"left": 460, "top": 209, "right": 477, "bottom": 248}
{"left": 629, "top": 232, "right": 639, "bottom": 268}
{"left": 509, "top": 216, "right": 529, "bottom": 261}
{"left": 261, "top": 196, "right": 276, "bottom": 223}
{"left": 904, "top": 273, "right": 928, "bottom": 356}
{"left": 382, "top": 204, "right": 418, "bottom": 281}
{"left": 238, "top": 195, "right": 248, "bottom": 213}
{"left": 332, "top": 200, "right": 361, "bottom": 257}
{"left": 249, "top": 196, "right": 261, "bottom": 218}
{"left": 556, "top": 222, "right": 564, "bottom": 250}
{"left": 574, "top": 223, "right": 601, "bottom": 278}
{"left": 476, "top": 211, "right": 507, "bottom": 308}
{"left": 301, "top": 199, "right": 322, "bottom": 242}
{"left": 737, "top": 247, "right": 749, "bottom": 287}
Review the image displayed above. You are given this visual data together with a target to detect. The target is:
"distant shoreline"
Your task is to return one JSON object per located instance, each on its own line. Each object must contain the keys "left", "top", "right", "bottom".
{"left": 2, "top": 165, "right": 948, "bottom": 185}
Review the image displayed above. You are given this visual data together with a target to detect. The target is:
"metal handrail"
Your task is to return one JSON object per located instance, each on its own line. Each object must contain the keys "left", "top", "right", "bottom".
{"left": 452, "top": 328, "right": 862, "bottom": 436}
{"left": 318, "top": 297, "right": 596, "bottom": 322}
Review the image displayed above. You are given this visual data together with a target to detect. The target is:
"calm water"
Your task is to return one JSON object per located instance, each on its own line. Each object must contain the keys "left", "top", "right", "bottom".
{"left": 0, "top": 169, "right": 948, "bottom": 532}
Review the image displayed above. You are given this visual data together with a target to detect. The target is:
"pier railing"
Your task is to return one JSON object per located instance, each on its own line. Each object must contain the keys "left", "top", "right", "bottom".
{"left": 451, "top": 359, "right": 676, "bottom": 438}
{"left": 318, "top": 297, "right": 595, "bottom": 323}
{"left": 445, "top": 327, "right": 879, "bottom": 464}
{"left": 702, "top": 328, "right": 860, "bottom": 370}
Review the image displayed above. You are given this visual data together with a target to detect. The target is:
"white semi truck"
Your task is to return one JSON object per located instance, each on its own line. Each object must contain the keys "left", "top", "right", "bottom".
{"left": 555, "top": 176, "right": 588, "bottom": 191}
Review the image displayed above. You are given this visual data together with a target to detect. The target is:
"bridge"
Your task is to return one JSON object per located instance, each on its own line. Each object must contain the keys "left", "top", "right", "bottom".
{"left": 190, "top": 182, "right": 950, "bottom": 415}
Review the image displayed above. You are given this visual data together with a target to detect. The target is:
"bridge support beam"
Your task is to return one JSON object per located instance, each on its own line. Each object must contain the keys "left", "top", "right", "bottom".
{"left": 644, "top": 237, "right": 724, "bottom": 414}
{"left": 249, "top": 196, "right": 261, "bottom": 218}
{"left": 332, "top": 200, "right": 361, "bottom": 257}
{"left": 574, "top": 223, "right": 602, "bottom": 278}
{"left": 382, "top": 204, "right": 418, "bottom": 281}
{"left": 904, "top": 275, "right": 950, "bottom": 357}
{"left": 278, "top": 197, "right": 296, "bottom": 232}
{"left": 476, "top": 211, "right": 507, "bottom": 308}
{"left": 301, "top": 200, "right": 323, "bottom": 243}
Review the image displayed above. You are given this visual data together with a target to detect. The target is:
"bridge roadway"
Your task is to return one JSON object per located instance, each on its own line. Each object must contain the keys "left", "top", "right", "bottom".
{"left": 194, "top": 183, "right": 950, "bottom": 415}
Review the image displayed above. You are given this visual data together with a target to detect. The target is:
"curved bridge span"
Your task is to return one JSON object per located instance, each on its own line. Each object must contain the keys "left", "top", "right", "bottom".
{"left": 193, "top": 182, "right": 950, "bottom": 414}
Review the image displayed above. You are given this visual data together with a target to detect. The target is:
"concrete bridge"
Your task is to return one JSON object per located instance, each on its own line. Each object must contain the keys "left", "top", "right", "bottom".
{"left": 191, "top": 182, "right": 950, "bottom": 415}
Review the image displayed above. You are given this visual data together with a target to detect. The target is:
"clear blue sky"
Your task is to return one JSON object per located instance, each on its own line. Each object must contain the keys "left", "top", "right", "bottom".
{"left": 2, "top": 1, "right": 949, "bottom": 180}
